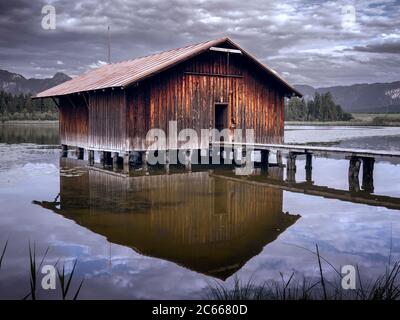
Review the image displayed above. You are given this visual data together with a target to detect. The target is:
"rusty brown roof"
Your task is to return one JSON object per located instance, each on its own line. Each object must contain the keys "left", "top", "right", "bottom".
{"left": 35, "top": 37, "right": 302, "bottom": 98}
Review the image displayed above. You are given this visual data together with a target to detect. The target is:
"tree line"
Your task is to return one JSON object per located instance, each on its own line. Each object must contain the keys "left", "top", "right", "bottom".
{"left": 0, "top": 90, "right": 58, "bottom": 121}
{"left": 285, "top": 92, "right": 353, "bottom": 121}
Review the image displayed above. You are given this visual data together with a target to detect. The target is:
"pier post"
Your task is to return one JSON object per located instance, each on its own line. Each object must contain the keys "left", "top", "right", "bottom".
{"left": 61, "top": 144, "right": 68, "bottom": 157}
{"left": 241, "top": 148, "right": 250, "bottom": 167}
{"left": 276, "top": 150, "right": 283, "bottom": 166}
{"left": 165, "top": 150, "right": 170, "bottom": 174}
{"left": 185, "top": 149, "right": 192, "bottom": 171}
{"left": 348, "top": 156, "right": 361, "bottom": 179}
{"left": 88, "top": 150, "right": 94, "bottom": 166}
{"left": 348, "top": 156, "right": 361, "bottom": 192}
{"left": 287, "top": 152, "right": 297, "bottom": 172}
{"left": 305, "top": 153, "right": 312, "bottom": 170}
{"left": 112, "top": 152, "right": 119, "bottom": 171}
{"left": 141, "top": 151, "right": 149, "bottom": 174}
{"left": 76, "top": 147, "right": 84, "bottom": 160}
{"left": 362, "top": 157, "right": 375, "bottom": 193}
{"left": 349, "top": 175, "right": 361, "bottom": 192}
{"left": 123, "top": 153, "right": 130, "bottom": 174}
{"left": 305, "top": 153, "right": 312, "bottom": 183}
{"left": 260, "top": 149, "right": 269, "bottom": 170}
{"left": 99, "top": 151, "right": 105, "bottom": 166}
{"left": 287, "top": 167, "right": 296, "bottom": 183}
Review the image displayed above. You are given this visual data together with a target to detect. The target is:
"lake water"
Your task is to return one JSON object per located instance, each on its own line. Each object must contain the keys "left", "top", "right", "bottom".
{"left": 1, "top": 123, "right": 400, "bottom": 299}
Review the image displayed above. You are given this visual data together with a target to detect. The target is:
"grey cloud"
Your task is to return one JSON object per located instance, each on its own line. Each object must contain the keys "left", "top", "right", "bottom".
{"left": 352, "top": 41, "right": 400, "bottom": 54}
{"left": 0, "top": 0, "right": 399, "bottom": 86}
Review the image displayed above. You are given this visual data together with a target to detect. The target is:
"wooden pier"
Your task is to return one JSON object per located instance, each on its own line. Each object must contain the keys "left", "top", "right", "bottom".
{"left": 59, "top": 140, "right": 400, "bottom": 198}
{"left": 213, "top": 141, "right": 400, "bottom": 194}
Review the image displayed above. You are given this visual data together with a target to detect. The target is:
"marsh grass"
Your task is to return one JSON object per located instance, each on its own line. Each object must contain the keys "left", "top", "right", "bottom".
{"left": 24, "top": 243, "right": 50, "bottom": 300}
{"left": 0, "top": 242, "right": 85, "bottom": 300}
{"left": 0, "top": 240, "right": 7, "bottom": 271}
{"left": 206, "top": 245, "right": 400, "bottom": 300}
{"left": 57, "top": 259, "right": 84, "bottom": 300}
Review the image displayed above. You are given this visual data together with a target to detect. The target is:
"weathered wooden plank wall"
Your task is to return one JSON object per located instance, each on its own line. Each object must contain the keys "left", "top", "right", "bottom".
{"left": 88, "top": 90, "right": 126, "bottom": 151}
{"left": 126, "top": 50, "right": 286, "bottom": 150}
{"left": 59, "top": 95, "right": 88, "bottom": 147}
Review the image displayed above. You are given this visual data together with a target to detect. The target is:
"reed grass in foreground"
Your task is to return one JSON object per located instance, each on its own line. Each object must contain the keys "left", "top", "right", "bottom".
{"left": 206, "top": 245, "right": 400, "bottom": 300}
{"left": 0, "top": 241, "right": 84, "bottom": 300}
{"left": 3, "top": 241, "right": 400, "bottom": 300}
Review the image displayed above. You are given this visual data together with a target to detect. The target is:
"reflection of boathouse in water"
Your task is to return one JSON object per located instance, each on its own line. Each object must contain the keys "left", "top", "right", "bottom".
{"left": 35, "top": 158, "right": 300, "bottom": 280}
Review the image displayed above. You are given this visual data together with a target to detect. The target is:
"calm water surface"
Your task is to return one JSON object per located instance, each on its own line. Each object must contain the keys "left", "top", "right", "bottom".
{"left": 1, "top": 124, "right": 400, "bottom": 299}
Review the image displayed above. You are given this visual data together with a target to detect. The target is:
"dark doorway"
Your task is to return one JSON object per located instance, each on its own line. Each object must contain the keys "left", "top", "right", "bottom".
{"left": 215, "top": 103, "right": 228, "bottom": 132}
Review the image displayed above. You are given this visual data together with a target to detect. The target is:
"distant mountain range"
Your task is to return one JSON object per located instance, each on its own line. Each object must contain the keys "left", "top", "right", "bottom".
{"left": 0, "top": 69, "right": 71, "bottom": 96}
{"left": 295, "top": 82, "right": 400, "bottom": 113}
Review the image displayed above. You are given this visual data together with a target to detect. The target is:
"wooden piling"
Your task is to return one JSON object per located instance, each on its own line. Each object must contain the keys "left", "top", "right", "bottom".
{"left": 287, "top": 152, "right": 297, "bottom": 172}
{"left": 185, "top": 149, "right": 192, "bottom": 171}
{"left": 165, "top": 150, "right": 170, "bottom": 174}
{"left": 141, "top": 151, "right": 149, "bottom": 173}
{"left": 287, "top": 167, "right": 296, "bottom": 183}
{"left": 88, "top": 150, "right": 94, "bottom": 166}
{"left": 112, "top": 152, "right": 119, "bottom": 171}
{"left": 362, "top": 157, "right": 375, "bottom": 193}
{"left": 348, "top": 156, "right": 361, "bottom": 179}
{"left": 305, "top": 153, "right": 312, "bottom": 170}
{"left": 349, "top": 175, "right": 361, "bottom": 193}
{"left": 276, "top": 150, "right": 283, "bottom": 166}
{"left": 123, "top": 153, "right": 130, "bottom": 174}
{"left": 305, "top": 153, "right": 312, "bottom": 183}
{"left": 306, "top": 167, "right": 312, "bottom": 183}
{"left": 61, "top": 144, "right": 68, "bottom": 157}
{"left": 77, "top": 147, "right": 84, "bottom": 160}
{"left": 99, "top": 151, "right": 105, "bottom": 166}
{"left": 260, "top": 150, "right": 269, "bottom": 170}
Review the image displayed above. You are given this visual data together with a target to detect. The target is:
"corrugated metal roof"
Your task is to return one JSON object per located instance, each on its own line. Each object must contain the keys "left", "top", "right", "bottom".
{"left": 35, "top": 37, "right": 302, "bottom": 98}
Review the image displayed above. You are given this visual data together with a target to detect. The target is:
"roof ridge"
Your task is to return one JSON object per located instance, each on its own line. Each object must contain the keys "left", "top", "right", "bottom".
{"left": 107, "top": 37, "right": 227, "bottom": 66}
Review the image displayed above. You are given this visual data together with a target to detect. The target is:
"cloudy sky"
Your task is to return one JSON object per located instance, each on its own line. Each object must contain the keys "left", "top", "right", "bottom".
{"left": 0, "top": 0, "right": 399, "bottom": 87}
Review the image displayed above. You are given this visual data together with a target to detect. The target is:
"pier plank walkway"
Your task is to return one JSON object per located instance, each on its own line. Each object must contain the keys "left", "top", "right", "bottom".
{"left": 212, "top": 142, "right": 400, "bottom": 159}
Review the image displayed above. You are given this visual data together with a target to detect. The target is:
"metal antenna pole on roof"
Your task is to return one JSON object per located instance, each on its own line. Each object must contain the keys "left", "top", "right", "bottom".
{"left": 107, "top": 25, "right": 111, "bottom": 64}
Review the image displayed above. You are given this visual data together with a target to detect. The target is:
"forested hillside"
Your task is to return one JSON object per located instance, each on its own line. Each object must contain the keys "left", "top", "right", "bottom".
{"left": 285, "top": 92, "right": 353, "bottom": 121}
{"left": 0, "top": 91, "right": 58, "bottom": 121}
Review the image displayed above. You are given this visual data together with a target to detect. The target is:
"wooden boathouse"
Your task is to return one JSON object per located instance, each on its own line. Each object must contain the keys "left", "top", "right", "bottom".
{"left": 35, "top": 37, "right": 301, "bottom": 166}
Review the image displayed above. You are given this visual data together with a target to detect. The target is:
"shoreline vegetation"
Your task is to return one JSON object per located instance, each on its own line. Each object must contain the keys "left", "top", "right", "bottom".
{"left": 285, "top": 93, "right": 400, "bottom": 126}
{"left": 206, "top": 245, "right": 400, "bottom": 300}
{"left": 285, "top": 93, "right": 354, "bottom": 122}
{"left": 0, "top": 91, "right": 58, "bottom": 122}
{"left": 0, "top": 118, "right": 400, "bottom": 127}
{"left": 1, "top": 88, "right": 399, "bottom": 126}
{"left": 2, "top": 118, "right": 400, "bottom": 127}
{"left": 0, "top": 120, "right": 58, "bottom": 124}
